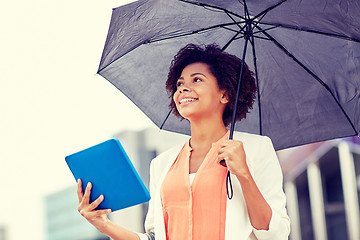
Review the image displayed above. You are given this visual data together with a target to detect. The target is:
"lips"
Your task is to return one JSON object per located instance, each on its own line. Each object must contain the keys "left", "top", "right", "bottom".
{"left": 179, "top": 97, "right": 198, "bottom": 105}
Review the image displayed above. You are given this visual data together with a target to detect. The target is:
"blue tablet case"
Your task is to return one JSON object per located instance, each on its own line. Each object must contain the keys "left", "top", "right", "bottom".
{"left": 65, "top": 138, "right": 150, "bottom": 211}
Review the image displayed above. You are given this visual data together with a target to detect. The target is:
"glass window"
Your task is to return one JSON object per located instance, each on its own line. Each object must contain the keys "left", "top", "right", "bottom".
{"left": 353, "top": 151, "right": 360, "bottom": 212}
{"left": 319, "top": 147, "right": 348, "bottom": 240}
{"left": 296, "top": 171, "right": 314, "bottom": 240}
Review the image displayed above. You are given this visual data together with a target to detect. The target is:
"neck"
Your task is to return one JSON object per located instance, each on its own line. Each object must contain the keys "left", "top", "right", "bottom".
{"left": 189, "top": 117, "right": 228, "bottom": 151}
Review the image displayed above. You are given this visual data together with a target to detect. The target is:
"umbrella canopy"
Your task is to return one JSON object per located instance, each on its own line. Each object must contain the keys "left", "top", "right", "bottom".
{"left": 98, "top": 0, "right": 360, "bottom": 150}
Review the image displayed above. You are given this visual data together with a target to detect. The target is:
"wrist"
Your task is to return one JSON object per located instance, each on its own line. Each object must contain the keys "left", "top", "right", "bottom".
{"left": 234, "top": 169, "right": 252, "bottom": 183}
{"left": 97, "top": 217, "right": 112, "bottom": 234}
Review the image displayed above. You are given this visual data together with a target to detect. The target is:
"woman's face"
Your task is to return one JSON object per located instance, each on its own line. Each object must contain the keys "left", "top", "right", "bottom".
{"left": 173, "top": 62, "right": 228, "bottom": 122}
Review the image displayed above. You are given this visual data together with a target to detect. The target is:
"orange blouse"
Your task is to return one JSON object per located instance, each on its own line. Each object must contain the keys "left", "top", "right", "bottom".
{"left": 161, "top": 131, "right": 229, "bottom": 240}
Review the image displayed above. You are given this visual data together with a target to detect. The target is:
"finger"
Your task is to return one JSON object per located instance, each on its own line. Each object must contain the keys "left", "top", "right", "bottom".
{"left": 220, "top": 140, "right": 232, "bottom": 147}
{"left": 94, "top": 209, "right": 111, "bottom": 217}
{"left": 217, "top": 150, "right": 228, "bottom": 161}
{"left": 98, "top": 209, "right": 112, "bottom": 215}
{"left": 217, "top": 147, "right": 224, "bottom": 155}
{"left": 221, "top": 139, "right": 242, "bottom": 149}
{"left": 217, "top": 153, "right": 229, "bottom": 168}
{"left": 217, "top": 144, "right": 228, "bottom": 155}
{"left": 77, "top": 179, "right": 84, "bottom": 203}
{"left": 87, "top": 209, "right": 112, "bottom": 219}
{"left": 218, "top": 140, "right": 235, "bottom": 151}
{"left": 218, "top": 154, "right": 228, "bottom": 163}
{"left": 88, "top": 194, "right": 105, "bottom": 211}
{"left": 82, "top": 182, "right": 92, "bottom": 204}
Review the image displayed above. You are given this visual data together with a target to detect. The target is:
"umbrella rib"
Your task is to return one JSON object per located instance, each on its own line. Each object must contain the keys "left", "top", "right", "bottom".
{"left": 243, "top": 0, "right": 251, "bottom": 21}
{"left": 98, "top": 41, "right": 145, "bottom": 73}
{"left": 237, "top": 0, "right": 244, "bottom": 7}
{"left": 251, "top": 10, "right": 267, "bottom": 28}
{"left": 252, "top": 25, "right": 279, "bottom": 35}
{"left": 160, "top": 109, "right": 173, "bottom": 130}
{"left": 257, "top": 25, "right": 358, "bottom": 134}
{"left": 222, "top": 31, "right": 244, "bottom": 51}
{"left": 147, "top": 22, "right": 240, "bottom": 44}
{"left": 225, "top": 10, "right": 246, "bottom": 30}
{"left": 221, "top": 9, "right": 248, "bottom": 51}
{"left": 253, "top": 35, "right": 272, "bottom": 41}
{"left": 178, "top": 0, "right": 245, "bottom": 20}
{"left": 99, "top": 21, "right": 243, "bottom": 73}
{"left": 253, "top": 0, "right": 289, "bottom": 20}
{"left": 222, "top": 26, "right": 244, "bottom": 33}
{"left": 260, "top": 22, "right": 360, "bottom": 42}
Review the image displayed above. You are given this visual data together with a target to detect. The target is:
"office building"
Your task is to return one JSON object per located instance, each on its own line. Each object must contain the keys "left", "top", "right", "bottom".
{"left": 279, "top": 137, "right": 360, "bottom": 240}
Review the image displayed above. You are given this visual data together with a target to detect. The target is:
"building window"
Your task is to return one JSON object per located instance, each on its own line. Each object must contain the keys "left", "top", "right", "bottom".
{"left": 296, "top": 171, "right": 314, "bottom": 240}
{"left": 320, "top": 147, "right": 348, "bottom": 240}
{"left": 353, "top": 152, "right": 360, "bottom": 214}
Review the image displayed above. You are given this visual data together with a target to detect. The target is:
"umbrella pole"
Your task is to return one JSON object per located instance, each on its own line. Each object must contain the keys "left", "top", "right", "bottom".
{"left": 224, "top": 28, "right": 250, "bottom": 200}
{"left": 229, "top": 37, "right": 249, "bottom": 139}
{"left": 229, "top": 0, "right": 252, "bottom": 138}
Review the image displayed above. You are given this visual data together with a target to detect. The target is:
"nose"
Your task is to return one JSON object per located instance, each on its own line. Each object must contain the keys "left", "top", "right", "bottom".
{"left": 178, "top": 85, "right": 190, "bottom": 93}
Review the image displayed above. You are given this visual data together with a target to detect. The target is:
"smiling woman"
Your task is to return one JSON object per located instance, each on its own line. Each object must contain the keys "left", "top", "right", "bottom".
{"left": 172, "top": 62, "right": 228, "bottom": 125}
{"left": 166, "top": 44, "right": 257, "bottom": 127}
{"left": 76, "top": 44, "right": 290, "bottom": 240}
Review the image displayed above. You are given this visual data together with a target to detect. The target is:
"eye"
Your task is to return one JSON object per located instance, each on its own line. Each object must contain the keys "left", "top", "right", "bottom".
{"left": 176, "top": 80, "right": 183, "bottom": 88}
{"left": 193, "top": 77, "right": 202, "bottom": 83}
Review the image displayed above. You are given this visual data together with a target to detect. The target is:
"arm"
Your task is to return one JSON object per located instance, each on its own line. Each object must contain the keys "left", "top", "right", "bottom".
{"left": 77, "top": 179, "right": 140, "bottom": 240}
{"left": 218, "top": 140, "right": 272, "bottom": 230}
{"left": 218, "top": 137, "right": 290, "bottom": 239}
{"left": 235, "top": 171, "right": 272, "bottom": 230}
{"left": 249, "top": 136, "right": 290, "bottom": 239}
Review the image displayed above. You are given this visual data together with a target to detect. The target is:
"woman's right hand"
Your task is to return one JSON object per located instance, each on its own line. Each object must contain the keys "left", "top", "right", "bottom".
{"left": 77, "top": 179, "right": 112, "bottom": 233}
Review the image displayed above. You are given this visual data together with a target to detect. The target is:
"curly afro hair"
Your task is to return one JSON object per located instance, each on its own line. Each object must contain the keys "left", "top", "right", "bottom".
{"left": 166, "top": 43, "right": 257, "bottom": 126}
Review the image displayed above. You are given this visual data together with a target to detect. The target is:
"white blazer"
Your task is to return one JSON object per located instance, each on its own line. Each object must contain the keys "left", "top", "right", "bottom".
{"left": 137, "top": 132, "right": 290, "bottom": 240}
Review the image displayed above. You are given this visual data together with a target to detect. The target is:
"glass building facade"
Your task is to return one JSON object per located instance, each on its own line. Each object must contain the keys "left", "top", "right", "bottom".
{"left": 280, "top": 137, "right": 360, "bottom": 240}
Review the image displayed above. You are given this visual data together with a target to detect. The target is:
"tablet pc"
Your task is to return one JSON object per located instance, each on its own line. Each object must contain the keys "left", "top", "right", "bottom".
{"left": 65, "top": 138, "right": 150, "bottom": 211}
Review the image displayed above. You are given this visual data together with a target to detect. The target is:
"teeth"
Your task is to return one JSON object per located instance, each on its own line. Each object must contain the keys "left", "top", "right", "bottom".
{"left": 180, "top": 98, "right": 196, "bottom": 104}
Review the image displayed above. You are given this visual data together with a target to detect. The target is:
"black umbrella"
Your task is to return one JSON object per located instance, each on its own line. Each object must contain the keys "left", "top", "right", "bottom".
{"left": 97, "top": 0, "right": 360, "bottom": 151}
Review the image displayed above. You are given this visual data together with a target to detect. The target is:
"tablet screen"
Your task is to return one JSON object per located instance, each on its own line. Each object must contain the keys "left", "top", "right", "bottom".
{"left": 65, "top": 138, "right": 150, "bottom": 211}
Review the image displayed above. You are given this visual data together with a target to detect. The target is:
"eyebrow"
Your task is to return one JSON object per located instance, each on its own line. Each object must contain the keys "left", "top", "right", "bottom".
{"left": 178, "top": 72, "right": 207, "bottom": 80}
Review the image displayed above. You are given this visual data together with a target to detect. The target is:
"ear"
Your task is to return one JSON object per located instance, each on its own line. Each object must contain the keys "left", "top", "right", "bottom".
{"left": 220, "top": 92, "right": 229, "bottom": 104}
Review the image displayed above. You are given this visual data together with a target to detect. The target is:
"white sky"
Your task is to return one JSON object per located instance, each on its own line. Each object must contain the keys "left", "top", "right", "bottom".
{"left": 0, "top": 1, "right": 155, "bottom": 239}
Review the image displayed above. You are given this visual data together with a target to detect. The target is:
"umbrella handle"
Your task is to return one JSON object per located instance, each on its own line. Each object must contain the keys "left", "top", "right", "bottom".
{"left": 220, "top": 159, "right": 227, "bottom": 167}
{"left": 219, "top": 160, "right": 233, "bottom": 199}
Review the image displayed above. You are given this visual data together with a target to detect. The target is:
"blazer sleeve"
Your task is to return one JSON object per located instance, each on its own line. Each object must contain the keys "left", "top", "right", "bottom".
{"left": 136, "top": 160, "right": 156, "bottom": 240}
{"left": 251, "top": 136, "right": 291, "bottom": 240}
{"left": 144, "top": 159, "right": 156, "bottom": 233}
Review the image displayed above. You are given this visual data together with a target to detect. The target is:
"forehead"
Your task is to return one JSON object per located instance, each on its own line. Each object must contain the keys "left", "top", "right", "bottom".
{"left": 181, "top": 62, "right": 212, "bottom": 76}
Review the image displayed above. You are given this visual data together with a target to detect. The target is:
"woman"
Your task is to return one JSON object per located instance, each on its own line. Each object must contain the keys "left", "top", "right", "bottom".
{"left": 77, "top": 44, "right": 290, "bottom": 240}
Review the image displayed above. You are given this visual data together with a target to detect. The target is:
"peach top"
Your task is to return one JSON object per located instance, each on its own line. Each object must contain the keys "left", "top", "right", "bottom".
{"left": 161, "top": 131, "right": 229, "bottom": 240}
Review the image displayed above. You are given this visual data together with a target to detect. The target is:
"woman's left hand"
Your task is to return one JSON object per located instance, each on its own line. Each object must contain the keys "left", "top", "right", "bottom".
{"left": 217, "top": 140, "right": 250, "bottom": 179}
